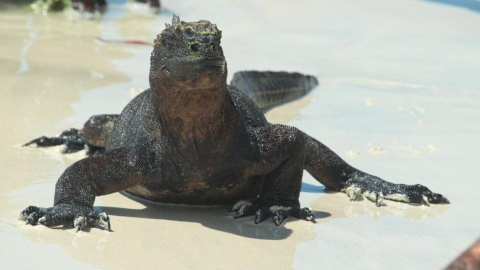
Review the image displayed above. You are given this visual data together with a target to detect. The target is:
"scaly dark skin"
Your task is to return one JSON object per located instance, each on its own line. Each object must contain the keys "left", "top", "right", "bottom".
{"left": 19, "top": 15, "right": 449, "bottom": 232}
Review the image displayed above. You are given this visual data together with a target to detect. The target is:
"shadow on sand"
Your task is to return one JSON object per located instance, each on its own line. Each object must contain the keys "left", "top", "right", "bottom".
{"left": 301, "top": 182, "right": 325, "bottom": 193}
{"left": 99, "top": 191, "right": 331, "bottom": 240}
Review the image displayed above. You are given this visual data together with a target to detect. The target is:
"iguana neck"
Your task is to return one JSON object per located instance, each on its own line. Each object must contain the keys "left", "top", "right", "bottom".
{"left": 153, "top": 82, "right": 241, "bottom": 158}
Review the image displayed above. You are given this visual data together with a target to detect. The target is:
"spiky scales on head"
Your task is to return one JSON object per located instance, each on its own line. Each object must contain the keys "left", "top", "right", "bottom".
{"left": 151, "top": 14, "right": 223, "bottom": 63}
{"left": 149, "top": 14, "right": 228, "bottom": 114}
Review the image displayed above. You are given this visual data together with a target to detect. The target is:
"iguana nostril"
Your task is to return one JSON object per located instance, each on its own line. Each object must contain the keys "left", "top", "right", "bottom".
{"left": 190, "top": 44, "right": 199, "bottom": 52}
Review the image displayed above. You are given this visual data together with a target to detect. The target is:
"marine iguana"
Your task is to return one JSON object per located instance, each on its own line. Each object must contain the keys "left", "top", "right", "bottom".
{"left": 19, "top": 15, "right": 449, "bottom": 232}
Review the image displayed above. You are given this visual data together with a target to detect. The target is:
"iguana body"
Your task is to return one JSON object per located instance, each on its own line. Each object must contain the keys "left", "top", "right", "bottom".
{"left": 19, "top": 15, "right": 448, "bottom": 232}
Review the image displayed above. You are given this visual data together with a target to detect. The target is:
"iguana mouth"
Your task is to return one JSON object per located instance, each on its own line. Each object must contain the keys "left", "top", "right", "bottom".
{"left": 164, "top": 56, "right": 225, "bottom": 67}
{"left": 161, "top": 56, "right": 226, "bottom": 78}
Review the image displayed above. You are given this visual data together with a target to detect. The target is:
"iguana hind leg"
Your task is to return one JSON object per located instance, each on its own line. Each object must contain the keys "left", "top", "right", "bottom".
{"left": 23, "top": 128, "right": 85, "bottom": 154}
{"left": 82, "top": 114, "right": 118, "bottom": 149}
{"left": 23, "top": 114, "right": 118, "bottom": 155}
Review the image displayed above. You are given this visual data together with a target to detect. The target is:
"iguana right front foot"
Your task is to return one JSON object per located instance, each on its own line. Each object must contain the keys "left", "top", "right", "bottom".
{"left": 343, "top": 172, "right": 450, "bottom": 206}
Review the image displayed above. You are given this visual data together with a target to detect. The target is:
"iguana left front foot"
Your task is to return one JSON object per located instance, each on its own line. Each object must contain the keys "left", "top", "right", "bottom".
{"left": 343, "top": 172, "right": 449, "bottom": 206}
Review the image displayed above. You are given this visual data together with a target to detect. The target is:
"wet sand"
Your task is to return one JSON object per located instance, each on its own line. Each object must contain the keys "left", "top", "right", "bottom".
{"left": 1, "top": 0, "right": 479, "bottom": 269}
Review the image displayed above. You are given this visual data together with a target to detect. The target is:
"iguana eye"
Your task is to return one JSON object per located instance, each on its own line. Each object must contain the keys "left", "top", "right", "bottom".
{"left": 190, "top": 44, "right": 199, "bottom": 52}
{"left": 209, "top": 43, "right": 216, "bottom": 51}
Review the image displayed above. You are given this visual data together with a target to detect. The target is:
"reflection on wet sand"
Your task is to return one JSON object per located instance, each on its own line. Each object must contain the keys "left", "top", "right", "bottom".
{"left": 264, "top": 93, "right": 314, "bottom": 125}
{"left": 0, "top": 9, "right": 130, "bottom": 184}
{"left": 311, "top": 191, "right": 449, "bottom": 222}
{"left": 110, "top": 191, "right": 319, "bottom": 240}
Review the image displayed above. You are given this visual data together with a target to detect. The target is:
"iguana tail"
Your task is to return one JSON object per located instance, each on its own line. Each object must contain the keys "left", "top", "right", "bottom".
{"left": 230, "top": 71, "right": 319, "bottom": 111}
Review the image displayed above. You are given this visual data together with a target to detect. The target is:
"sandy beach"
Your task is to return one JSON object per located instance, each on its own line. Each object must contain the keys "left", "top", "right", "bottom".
{"left": 1, "top": 0, "right": 479, "bottom": 269}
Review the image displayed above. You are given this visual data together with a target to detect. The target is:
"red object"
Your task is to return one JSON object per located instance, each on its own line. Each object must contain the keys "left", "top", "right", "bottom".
{"left": 95, "top": 37, "right": 152, "bottom": 46}
{"left": 445, "top": 238, "right": 480, "bottom": 270}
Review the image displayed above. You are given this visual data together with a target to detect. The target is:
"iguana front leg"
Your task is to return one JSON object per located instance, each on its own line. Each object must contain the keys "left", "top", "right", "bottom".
{"left": 303, "top": 134, "right": 449, "bottom": 206}
{"left": 231, "top": 124, "right": 315, "bottom": 225}
{"left": 19, "top": 147, "right": 149, "bottom": 232}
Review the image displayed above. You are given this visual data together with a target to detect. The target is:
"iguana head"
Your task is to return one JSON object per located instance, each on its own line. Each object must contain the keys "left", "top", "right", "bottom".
{"left": 149, "top": 15, "right": 226, "bottom": 91}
